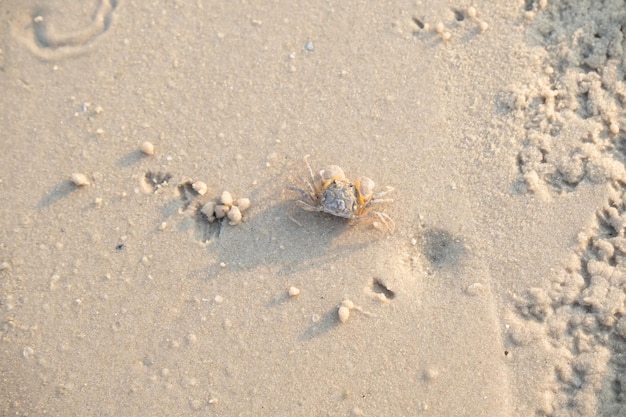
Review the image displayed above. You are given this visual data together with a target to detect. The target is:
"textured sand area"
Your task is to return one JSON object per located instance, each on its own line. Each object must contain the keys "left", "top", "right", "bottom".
{"left": 1, "top": 0, "right": 625, "bottom": 416}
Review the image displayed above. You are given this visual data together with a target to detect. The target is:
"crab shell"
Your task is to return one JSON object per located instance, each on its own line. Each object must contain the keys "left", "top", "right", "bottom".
{"left": 317, "top": 173, "right": 377, "bottom": 218}
{"left": 319, "top": 178, "right": 359, "bottom": 219}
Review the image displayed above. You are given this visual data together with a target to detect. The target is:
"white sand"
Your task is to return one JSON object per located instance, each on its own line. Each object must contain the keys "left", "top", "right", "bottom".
{"left": 2, "top": 0, "right": 625, "bottom": 415}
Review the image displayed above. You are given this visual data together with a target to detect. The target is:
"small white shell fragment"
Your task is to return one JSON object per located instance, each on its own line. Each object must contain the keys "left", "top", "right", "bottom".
{"left": 338, "top": 306, "right": 351, "bottom": 323}
{"left": 141, "top": 141, "right": 155, "bottom": 155}
{"left": 158, "top": 222, "right": 167, "bottom": 231}
{"left": 235, "top": 197, "right": 251, "bottom": 212}
{"left": 192, "top": 181, "right": 208, "bottom": 195}
{"left": 189, "top": 399, "right": 203, "bottom": 411}
{"left": 22, "top": 346, "right": 34, "bottom": 358}
{"left": 341, "top": 299, "right": 355, "bottom": 310}
{"left": 373, "top": 292, "right": 390, "bottom": 303}
{"left": 466, "top": 282, "right": 486, "bottom": 296}
{"left": 214, "top": 204, "right": 229, "bottom": 219}
{"left": 201, "top": 201, "right": 217, "bottom": 218}
{"left": 71, "top": 173, "right": 90, "bottom": 186}
{"left": 49, "top": 274, "right": 60, "bottom": 290}
{"left": 220, "top": 191, "right": 234, "bottom": 207}
{"left": 467, "top": 6, "right": 477, "bottom": 18}
{"left": 186, "top": 333, "right": 197, "bottom": 345}
{"left": 288, "top": 286, "right": 300, "bottom": 297}
{"left": 227, "top": 205, "right": 242, "bottom": 225}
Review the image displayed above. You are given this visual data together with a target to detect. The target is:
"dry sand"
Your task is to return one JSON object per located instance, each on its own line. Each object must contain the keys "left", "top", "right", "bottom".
{"left": 1, "top": 0, "right": 626, "bottom": 416}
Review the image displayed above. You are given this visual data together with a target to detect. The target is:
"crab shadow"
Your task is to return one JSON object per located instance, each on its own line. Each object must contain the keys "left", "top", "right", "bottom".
{"left": 38, "top": 180, "right": 80, "bottom": 208}
{"left": 207, "top": 198, "right": 378, "bottom": 277}
{"left": 299, "top": 307, "right": 340, "bottom": 341}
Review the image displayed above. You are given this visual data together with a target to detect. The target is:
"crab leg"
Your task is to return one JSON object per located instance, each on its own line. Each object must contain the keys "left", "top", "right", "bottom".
{"left": 288, "top": 185, "right": 317, "bottom": 205}
{"left": 294, "top": 200, "right": 324, "bottom": 212}
{"left": 353, "top": 210, "right": 395, "bottom": 234}
{"left": 373, "top": 186, "right": 395, "bottom": 200}
{"left": 369, "top": 198, "right": 394, "bottom": 205}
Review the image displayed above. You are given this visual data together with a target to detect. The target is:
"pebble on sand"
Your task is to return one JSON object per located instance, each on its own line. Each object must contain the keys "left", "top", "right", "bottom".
{"left": 141, "top": 141, "right": 155, "bottom": 155}
{"left": 338, "top": 306, "right": 351, "bottom": 323}
{"left": 288, "top": 286, "right": 300, "bottom": 297}
{"left": 71, "top": 173, "right": 90, "bottom": 186}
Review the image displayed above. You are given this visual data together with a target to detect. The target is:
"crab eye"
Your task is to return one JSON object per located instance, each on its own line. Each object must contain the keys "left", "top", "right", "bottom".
{"left": 354, "top": 177, "right": 375, "bottom": 203}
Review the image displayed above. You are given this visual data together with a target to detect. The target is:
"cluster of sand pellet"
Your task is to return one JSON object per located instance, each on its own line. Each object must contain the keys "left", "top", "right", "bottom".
{"left": 200, "top": 191, "right": 250, "bottom": 226}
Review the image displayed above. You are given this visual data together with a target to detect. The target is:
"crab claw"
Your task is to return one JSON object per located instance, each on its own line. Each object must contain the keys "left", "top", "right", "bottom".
{"left": 319, "top": 165, "right": 346, "bottom": 188}
{"left": 354, "top": 176, "right": 375, "bottom": 205}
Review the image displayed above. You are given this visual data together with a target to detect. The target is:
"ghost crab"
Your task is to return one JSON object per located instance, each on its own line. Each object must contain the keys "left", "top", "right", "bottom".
{"left": 288, "top": 155, "right": 395, "bottom": 233}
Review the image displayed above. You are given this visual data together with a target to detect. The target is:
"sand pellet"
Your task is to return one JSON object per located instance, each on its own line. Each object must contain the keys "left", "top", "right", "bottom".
{"left": 192, "top": 181, "right": 208, "bottom": 195}
{"left": 227, "top": 205, "right": 242, "bottom": 225}
{"left": 201, "top": 201, "right": 216, "bottom": 218}
{"left": 214, "top": 204, "right": 229, "bottom": 219}
{"left": 235, "top": 197, "right": 251, "bottom": 212}
{"left": 220, "top": 191, "right": 234, "bottom": 206}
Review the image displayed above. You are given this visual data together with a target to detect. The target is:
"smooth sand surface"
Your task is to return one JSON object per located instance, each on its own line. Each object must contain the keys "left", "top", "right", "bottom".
{"left": 2, "top": 0, "right": 626, "bottom": 416}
